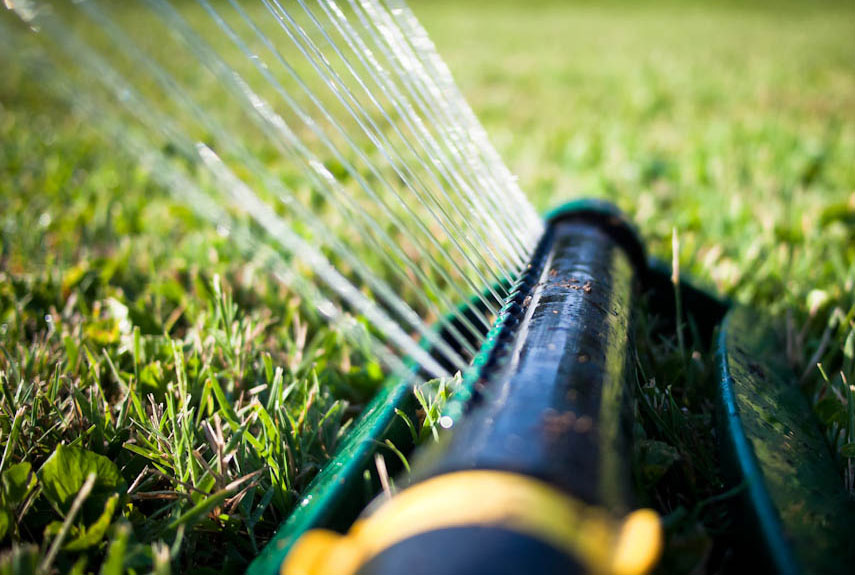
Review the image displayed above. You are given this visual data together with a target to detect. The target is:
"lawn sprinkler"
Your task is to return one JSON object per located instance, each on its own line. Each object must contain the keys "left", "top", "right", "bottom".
{"left": 248, "top": 200, "right": 854, "bottom": 575}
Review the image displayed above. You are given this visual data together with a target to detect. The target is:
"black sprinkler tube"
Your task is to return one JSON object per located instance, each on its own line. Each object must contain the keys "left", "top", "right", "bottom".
{"left": 282, "top": 203, "right": 662, "bottom": 575}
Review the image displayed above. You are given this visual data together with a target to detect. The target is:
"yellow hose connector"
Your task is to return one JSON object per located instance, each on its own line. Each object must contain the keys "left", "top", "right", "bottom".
{"left": 282, "top": 470, "right": 662, "bottom": 575}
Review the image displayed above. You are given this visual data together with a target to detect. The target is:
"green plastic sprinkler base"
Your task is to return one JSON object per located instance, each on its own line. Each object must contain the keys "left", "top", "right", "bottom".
{"left": 248, "top": 199, "right": 855, "bottom": 575}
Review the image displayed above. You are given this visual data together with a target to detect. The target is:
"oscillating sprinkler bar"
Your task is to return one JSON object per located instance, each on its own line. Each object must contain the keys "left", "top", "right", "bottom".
{"left": 282, "top": 201, "right": 661, "bottom": 575}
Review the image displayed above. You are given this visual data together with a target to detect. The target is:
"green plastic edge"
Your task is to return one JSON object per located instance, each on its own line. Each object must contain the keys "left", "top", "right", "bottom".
{"left": 715, "top": 310, "right": 800, "bottom": 575}
{"left": 436, "top": 251, "right": 546, "bottom": 425}
{"left": 542, "top": 197, "right": 629, "bottom": 225}
{"left": 716, "top": 306, "right": 855, "bottom": 574}
{"left": 246, "top": 286, "right": 509, "bottom": 575}
{"left": 245, "top": 373, "right": 410, "bottom": 575}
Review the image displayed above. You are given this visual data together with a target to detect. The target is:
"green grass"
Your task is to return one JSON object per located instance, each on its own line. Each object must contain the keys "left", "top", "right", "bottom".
{"left": 0, "top": 66, "right": 389, "bottom": 571}
{"left": 2, "top": 0, "right": 855, "bottom": 574}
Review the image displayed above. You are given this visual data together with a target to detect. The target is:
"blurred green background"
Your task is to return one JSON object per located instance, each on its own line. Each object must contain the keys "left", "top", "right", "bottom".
{"left": 416, "top": 0, "right": 854, "bottom": 305}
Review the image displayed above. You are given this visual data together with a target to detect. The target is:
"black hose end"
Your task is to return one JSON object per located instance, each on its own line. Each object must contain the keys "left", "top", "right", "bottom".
{"left": 544, "top": 199, "right": 648, "bottom": 284}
